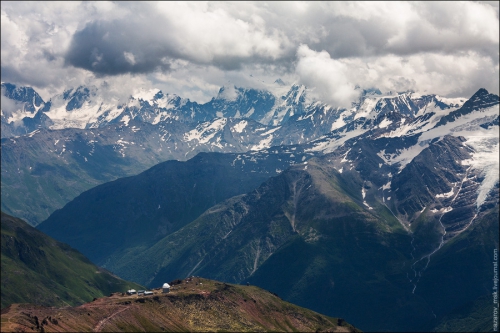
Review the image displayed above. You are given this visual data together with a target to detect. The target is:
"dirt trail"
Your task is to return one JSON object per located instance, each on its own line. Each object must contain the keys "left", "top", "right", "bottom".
{"left": 93, "top": 305, "right": 129, "bottom": 332}
{"left": 0, "top": 304, "right": 18, "bottom": 332}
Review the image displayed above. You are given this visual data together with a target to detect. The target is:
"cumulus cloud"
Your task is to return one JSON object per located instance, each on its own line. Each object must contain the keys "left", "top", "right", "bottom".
{"left": 0, "top": 93, "right": 24, "bottom": 117}
{"left": 295, "top": 45, "right": 360, "bottom": 108}
{"left": 65, "top": 19, "right": 171, "bottom": 75}
{"left": 1, "top": 1, "right": 498, "bottom": 105}
{"left": 295, "top": 46, "right": 499, "bottom": 106}
{"left": 63, "top": 2, "right": 291, "bottom": 75}
{"left": 1, "top": 2, "right": 96, "bottom": 99}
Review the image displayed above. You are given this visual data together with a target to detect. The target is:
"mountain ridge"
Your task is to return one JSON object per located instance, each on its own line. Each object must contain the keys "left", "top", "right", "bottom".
{"left": 2, "top": 83, "right": 485, "bottom": 226}
{"left": 1, "top": 277, "right": 360, "bottom": 332}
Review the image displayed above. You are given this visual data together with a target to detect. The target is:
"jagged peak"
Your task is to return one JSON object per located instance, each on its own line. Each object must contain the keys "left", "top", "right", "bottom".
{"left": 274, "top": 78, "right": 286, "bottom": 86}
{"left": 361, "top": 88, "right": 382, "bottom": 96}
{"left": 1, "top": 82, "right": 38, "bottom": 94}
{"left": 466, "top": 87, "right": 499, "bottom": 104}
{"left": 289, "top": 82, "right": 305, "bottom": 89}
{"left": 473, "top": 88, "right": 490, "bottom": 96}
{"left": 153, "top": 90, "right": 165, "bottom": 100}
{"left": 468, "top": 88, "right": 500, "bottom": 104}
{"left": 61, "top": 85, "right": 97, "bottom": 100}
{"left": 1, "top": 82, "right": 16, "bottom": 90}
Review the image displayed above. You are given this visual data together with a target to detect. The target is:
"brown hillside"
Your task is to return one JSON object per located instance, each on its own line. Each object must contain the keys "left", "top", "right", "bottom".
{"left": 1, "top": 277, "right": 359, "bottom": 332}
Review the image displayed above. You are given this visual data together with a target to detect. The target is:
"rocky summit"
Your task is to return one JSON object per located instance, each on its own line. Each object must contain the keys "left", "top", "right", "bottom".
{"left": 1, "top": 277, "right": 359, "bottom": 333}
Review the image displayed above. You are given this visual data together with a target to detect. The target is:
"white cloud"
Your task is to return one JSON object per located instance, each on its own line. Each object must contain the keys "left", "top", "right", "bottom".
{"left": 295, "top": 46, "right": 499, "bottom": 106}
{"left": 154, "top": 2, "right": 291, "bottom": 64}
{"left": 295, "top": 45, "right": 360, "bottom": 108}
{"left": 123, "top": 52, "right": 136, "bottom": 66}
{"left": 1, "top": 1, "right": 498, "bottom": 104}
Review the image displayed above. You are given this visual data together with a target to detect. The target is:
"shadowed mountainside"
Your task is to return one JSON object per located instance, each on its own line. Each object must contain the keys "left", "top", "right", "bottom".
{"left": 1, "top": 212, "right": 143, "bottom": 309}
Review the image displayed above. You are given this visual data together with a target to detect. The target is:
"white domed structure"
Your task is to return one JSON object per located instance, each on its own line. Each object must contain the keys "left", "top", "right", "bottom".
{"left": 162, "top": 283, "right": 171, "bottom": 293}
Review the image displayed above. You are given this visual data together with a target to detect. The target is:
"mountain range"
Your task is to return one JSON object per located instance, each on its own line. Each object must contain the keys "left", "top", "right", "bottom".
{"left": 2, "top": 80, "right": 499, "bottom": 331}
{"left": 1, "top": 81, "right": 473, "bottom": 226}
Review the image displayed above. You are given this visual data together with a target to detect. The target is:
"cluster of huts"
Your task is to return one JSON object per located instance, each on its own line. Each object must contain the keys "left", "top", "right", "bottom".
{"left": 126, "top": 283, "right": 170, "bottom": 296}
{"left": 126, "top": 289, "right": 153, "bottom": 296}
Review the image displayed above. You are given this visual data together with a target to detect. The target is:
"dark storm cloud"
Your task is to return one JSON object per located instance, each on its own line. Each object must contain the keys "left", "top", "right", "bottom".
{"left": 65, "top": 20, "right": 172, "bottom": 75}
{"left": 64, "top": 18, "right": 290, "bottom": 75}
{"left": 63, "top": 2, "right": 292, "bottom": 76}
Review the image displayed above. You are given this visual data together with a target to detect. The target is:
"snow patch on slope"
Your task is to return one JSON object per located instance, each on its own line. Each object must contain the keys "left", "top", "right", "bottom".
{"left": 232, "top": 120, "right": 248, "bottom": 133}
{"left": 378, "top": 118, "right": 392, "bottom": 128}
{"left": 355, "top": 96, "right": 381, "bottom": 120}
{"left": 251, "top": 135, "right": 273, "bottom": 151}
{"left": 307, "top": 128, "right": 368, "bottom": 154}
{"left": 435, "top": 189, "right": 455, "bottom": 198}
{"left": 462, "top": 133, "right": 499, "bottom": 208}
{"left": 184, "top": 118, "right": 228, "bottom": 144}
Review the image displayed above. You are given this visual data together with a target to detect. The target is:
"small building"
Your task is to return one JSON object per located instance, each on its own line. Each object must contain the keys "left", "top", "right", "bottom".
{"left": 144, "top": 291, "right": 154, "bottom": 296}
{"left": 137, "top": 290, "right": 145, "bottom": 295}
{"left": 127, "top": 289, "right": 137, "bottom": 295}
{"left": 162, "top": 283, "right": 171, "bottom": 293}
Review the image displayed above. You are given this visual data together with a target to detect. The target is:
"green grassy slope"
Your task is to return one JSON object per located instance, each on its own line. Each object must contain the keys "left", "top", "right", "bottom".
{"left": 1, "top": 212, "right": 143, "bottom": 309}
